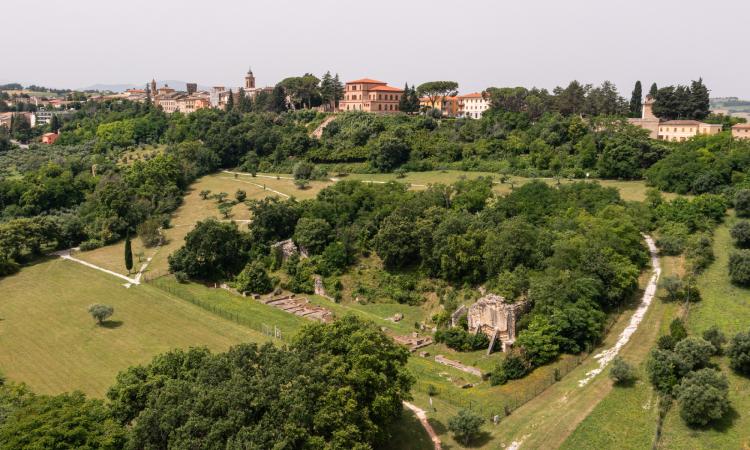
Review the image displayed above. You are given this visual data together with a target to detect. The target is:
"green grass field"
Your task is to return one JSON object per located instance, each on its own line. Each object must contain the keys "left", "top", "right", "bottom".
{"left": 658, "top": 216, "right": 750, "bottom": 449}
{"left": 0, "top": 258, "right": 266, "bottom": 397}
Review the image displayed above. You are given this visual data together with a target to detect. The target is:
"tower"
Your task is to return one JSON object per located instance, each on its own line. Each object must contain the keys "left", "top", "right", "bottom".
{"left": 244, "top": 67, "right": 255, "bottom": 90}
{"left": 643, "top": 94, "right": 656, "bottom": 120}
{"left": 150, "top": 78, "right": 157, "bottom": 96}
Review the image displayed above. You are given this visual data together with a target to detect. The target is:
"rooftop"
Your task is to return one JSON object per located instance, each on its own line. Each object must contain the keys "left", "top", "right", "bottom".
{"left": 347, "top": 78, "right": 386, "bottom": 84}
{"left": 733, "top": 123, "right": 750, "bottom": 129}
{"left": 660, "top": 120, "right": 704, "bottom": 125}
{"left": 460, "top": 92, "right": 485, "bottom": 99}
{"left": 369, "top": 85, "right": 403, "bottom": 92}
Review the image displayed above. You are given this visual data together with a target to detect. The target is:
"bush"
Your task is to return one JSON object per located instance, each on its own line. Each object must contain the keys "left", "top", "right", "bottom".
{"left": 676, "top": 368, "right": 730, "bottom": 426}
{"left": 727, "top": 330, "right": 750, "bottom": 375}
{"left": 79, "top": 239, "right": 104, "bottom": 251}
{"left": 434, "top": 328, "right": 490, "bottom": 352}
{"left": 674, "top": 337, "right": 714, "bottom": 371}
{"left": 731, "top": 220, "right": 750, "bottom": 248}
{"left": 293, "top": 161, "right": 314, "bottom": 180}
{"left": 88, "top": 304, "right": 114, "bottom": 325}
{"left": 657, "top": 334, "right": 676, "bottom": 351}
{"left": 702, "top": 326, "right": 726, "bottom": 355}
{"left": 670, "top": 318, "right": 688, "bottom": 341}
{"left": 656, "top": 222, "right": 690, "bottom": 255}
{"left": 233, "top": 261, "right": 272, "bottom": 294}
{"left": 0, "top": 256, "right": 20, "bottom": 276}
{"left": 609, "top": 356, "right": 636, "bottom": 385}
{"left": 490, "top": 353, "right": 529, "bottom": 385}
{"left": 734, "top": 189, "right": 750, "bottom": 218}
{"left": 729, "top": 250, "right": 750, "bottom": 285}
{"left": 235, "top": 189, "right": 247, "bottom": 202}
{"left": 174, "top": 271, "right": 188, "bottom": 283}
{"left": 137, "top": 217, "right": 164, "bottom": 248}
{"left": 646, "top": 348, "right": 687, "bottom": 394}
{"left": 447, "top": 409, "right": 484, "bottom": 446}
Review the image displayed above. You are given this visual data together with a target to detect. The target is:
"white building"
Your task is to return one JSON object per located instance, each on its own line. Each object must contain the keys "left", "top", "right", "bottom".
{"left": 459, "top": 92, "right": 490, "bottom": 119}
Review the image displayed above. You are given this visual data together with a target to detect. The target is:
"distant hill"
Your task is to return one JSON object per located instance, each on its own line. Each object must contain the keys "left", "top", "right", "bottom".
{"left": 80, "top": 80, "right": 211, "bottom": 93}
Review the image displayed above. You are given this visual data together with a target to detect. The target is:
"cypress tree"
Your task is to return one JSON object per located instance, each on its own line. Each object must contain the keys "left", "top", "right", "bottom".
{"left": 226, "top": 88, "right": 234, "bottom": 111}
{"left": 333, "top": 74, "right": 344, "bottom": 108}
{"left": 689, "top": 78, "right": 710, "bottom": 120}
{"left": 399, "top": 83, "right": 411, "bottom": 112}
{"left": 124, "top": 233, "right": 133, "bottom": 274}
{"left": 629, "top": 81, "right": 642, "bottom": 118}
{"left": 49, "top": 114, "right": 60, "bottom": 133}
{"left": 409, "top": 85, "right": 420, "bottom": 112}
{"left": 649, "top": 82, "right": 658, "bottom": 97}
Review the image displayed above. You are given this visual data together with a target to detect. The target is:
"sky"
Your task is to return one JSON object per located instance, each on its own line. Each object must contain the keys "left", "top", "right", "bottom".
{"left": 4, "top": 0, "right": 749, "bottom": 98}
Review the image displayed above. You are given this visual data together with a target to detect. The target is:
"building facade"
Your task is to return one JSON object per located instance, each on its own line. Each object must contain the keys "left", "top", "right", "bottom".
{"left": 458, "top": 93, "right": 490, "bottom": 118}
{"left": 628, "top": 95, "right": 722, "bottom": 141}
{"left": 733, "top": 123, "right": 750, "bottom": 139}
{"left": 338, "top": 78, "right": 404, "bottom": 113}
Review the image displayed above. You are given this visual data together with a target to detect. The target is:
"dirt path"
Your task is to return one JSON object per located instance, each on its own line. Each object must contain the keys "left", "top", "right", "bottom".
{"left": 220, "top": 172, "right": 291, "bottom": 198}
{"left": 403, "top": 401, "right": 442, "bottom": 450}
{"left": 494, "top": 234, "right": 661, "bottom": 449}
{"left": 55, "top": 248, "right": 140, "bottom": 287}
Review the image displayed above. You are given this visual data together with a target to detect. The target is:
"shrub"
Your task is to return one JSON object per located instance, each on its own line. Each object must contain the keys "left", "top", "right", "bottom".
{"left": 447, "top": 409, "right": 484, "bottom": 446}
{"left": 609, "top": 356, "right": 636, "bottom": 385}
{"left": 660, "top": 276, "right": 684, "bottom": 302}
{"left": 670, "top": 318, "right": 688, "bottom": 341}
{"left": 675, "top": 368, "right": 730, "bottom": 426}
{"left": 233, "top": 261, "right": 272, "bottom": 295}
{"left": 727, "top": 330, "right": 750, "bottom": 375}
{"left": 0, "top": 256, "right": 20, "bottom": 276}
{"left": 729, "top": 250, "right": 750, "bottom": 285}
{"left": 657, "top": 334, "right": 676, "bottom": 351}
{"left": 731, "top": 220, "right": 750, "bottom": 248}
{"left": 656, "top": 222, "right": 689, "bottom": 255}
{"left": 137, "top": 217, "right": 164, "bottom": 248}
{"left": 174, "top": 271, "right": 188, "bottom": 283}
{"left": 646, "top": 348, "right": 687, "bottom": 394}
{"left": 79, "top": 239, "right": 104, "bottom": 251}
{"left": 490, "top": 353, "right": 529, "bottom": 385}
{"left": 685, "top": 233, "right": 714, "bottom": 273}
{"left": 674, "top": 337, "right": 714, "bottom": 371}
{"left": 734, "top": 189, "right": 750, "bottom": 218}
{"left": 293, "top": 161, "right": 314, "bottom": 180}
{"left": 88, "top": 304, "right": 114, "bottom": 325}
{"left": 702, "top": 326, "right": 726, "bottom": 355}
{"left": 235, "top": 189, "right": 247, "bottom": 202}
{"left": 434, "top": 328, "right": 490, "bottom": 352}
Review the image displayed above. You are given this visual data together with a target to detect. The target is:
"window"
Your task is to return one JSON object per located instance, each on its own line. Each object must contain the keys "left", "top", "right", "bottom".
{"left": 379, "top": 104, "right": 382, "bottom": 110}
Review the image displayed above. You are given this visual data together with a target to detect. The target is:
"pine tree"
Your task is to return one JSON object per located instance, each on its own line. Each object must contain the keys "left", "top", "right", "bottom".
{"left": 333, "top": 74, "right": 344, "bottom": 108}
{"left": 689, "top": 78, "right": 710, "bottom": 120}
{"left": 124, "top": 233, "right": 133, "bottom": 274}
{"left": 320, "top": 71, "right": 334, "bottom": 110}
{"left": 409, "top": 85, "right": 420, "bottom": 112}
{"left": 270, "top": 86, "right": 287, "bottom": 113}
{"left": 49, "top": 114, "right": 60, "bottom": 133}
{"left": 145, "top": 83, "right": 152, "bottom": 106}
{"left": 629, "top": 81, "right": 642, "bottom": 118}
{"left": 399, "top": 83, "right": 411, "bottom": 112}
{"left": 225, "top": 88, "right": 234, "bottom": 111}
{"left": 649, "top": 82, "right": 658, "bottom": 98}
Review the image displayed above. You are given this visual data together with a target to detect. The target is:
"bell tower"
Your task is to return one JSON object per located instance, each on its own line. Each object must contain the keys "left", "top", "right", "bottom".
{"left": 244, "top": 67, "right": 255, "bottom": 90}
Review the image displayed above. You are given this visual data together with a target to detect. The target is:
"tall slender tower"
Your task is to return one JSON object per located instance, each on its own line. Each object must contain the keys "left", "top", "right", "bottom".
{"left": 244, "top": 67, "right": 255, "bottom": 90}
{"left": 150, "top": 78, "right": 157, "bottom": 95}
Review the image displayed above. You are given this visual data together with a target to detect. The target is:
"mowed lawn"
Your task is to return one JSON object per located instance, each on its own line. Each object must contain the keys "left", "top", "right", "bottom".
{"left": 659, "top": 215, "right": 750, "bottom": 449}
{"left": 0, "top": 258, "right": 265, "bottom": 397}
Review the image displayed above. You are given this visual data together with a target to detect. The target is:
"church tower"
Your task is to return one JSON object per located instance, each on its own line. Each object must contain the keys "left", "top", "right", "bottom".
{"left": 150, "top": 78, "right": 157, "bottom": 96}
{"left": 244, "top": 68, "right": 255, "bottom": 90}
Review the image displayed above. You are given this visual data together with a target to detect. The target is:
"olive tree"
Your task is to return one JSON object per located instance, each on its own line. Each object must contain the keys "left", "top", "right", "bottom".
{"left": 447, "top": 408, "right": 484, "bottom": 446}
{"left": 675, "top": 368, "right": 730, "bottom": 426}
{"left": 88, "top": 304, "right": 114, "bottom": 325}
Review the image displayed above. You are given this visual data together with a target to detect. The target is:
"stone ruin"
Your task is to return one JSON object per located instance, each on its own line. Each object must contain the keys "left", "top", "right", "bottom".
{"left": 465, "top": 293, "right": 529, "bottom": 353}
{"left": 391, "top": 332, "right": 433, "bottom": 352}
{"left": 261, "top": 294, "right": 334, "bottom": 323}
{"left": 271, "top": 239, "right": 309, "bottom": 260}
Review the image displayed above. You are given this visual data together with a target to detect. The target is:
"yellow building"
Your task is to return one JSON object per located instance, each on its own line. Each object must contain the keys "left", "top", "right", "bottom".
{"left": 628, "top": 95, "right": 722, "bottom": 141}
{"left": 733, "top": 123, "right": 750, "bottom": 140}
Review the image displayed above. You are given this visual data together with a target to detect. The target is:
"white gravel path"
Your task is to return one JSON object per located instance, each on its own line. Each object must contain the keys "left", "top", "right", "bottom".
{"left": 577, "top": 234, "right": 660, "bottom": 387}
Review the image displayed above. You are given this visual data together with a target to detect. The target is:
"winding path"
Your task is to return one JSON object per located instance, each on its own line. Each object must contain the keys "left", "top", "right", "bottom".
{"left": 403, "top": 401, "right": 442, "bottom": 450}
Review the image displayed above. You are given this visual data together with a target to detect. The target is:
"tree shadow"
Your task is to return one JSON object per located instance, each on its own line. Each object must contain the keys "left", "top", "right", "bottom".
{"left": 99, "top": 320, "right": 123, "bottom": 329}
{"left": 465, "top": 430, "right": 493, "bottom": 448}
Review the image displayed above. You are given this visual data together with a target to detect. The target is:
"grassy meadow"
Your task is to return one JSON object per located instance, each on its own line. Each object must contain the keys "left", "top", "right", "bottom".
{"left": 0, "top": 258, "right": 265, "bottom": 397}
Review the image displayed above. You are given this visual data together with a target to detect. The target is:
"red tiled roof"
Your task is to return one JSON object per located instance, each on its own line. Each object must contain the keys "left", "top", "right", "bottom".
{"left": 369, "top": 85, "right": 403, "bottom": 92}
{"left": 733, "top": 123, "right": 750, "bottom": 129}
{"left": 347, "top": 78, "right": 386, "bottom": 84}
{"left": 459, "top": 92, "right": 484, "bottom": 99}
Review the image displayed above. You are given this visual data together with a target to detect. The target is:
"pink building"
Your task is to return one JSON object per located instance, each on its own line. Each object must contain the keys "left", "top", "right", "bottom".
{"left": 339, "top": 78, "right": 403, "bottom": 113}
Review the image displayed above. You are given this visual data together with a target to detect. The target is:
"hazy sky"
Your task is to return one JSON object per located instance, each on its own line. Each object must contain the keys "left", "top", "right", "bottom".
{"left": 5, "top": 0, "right": 749, "bottom": 98}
